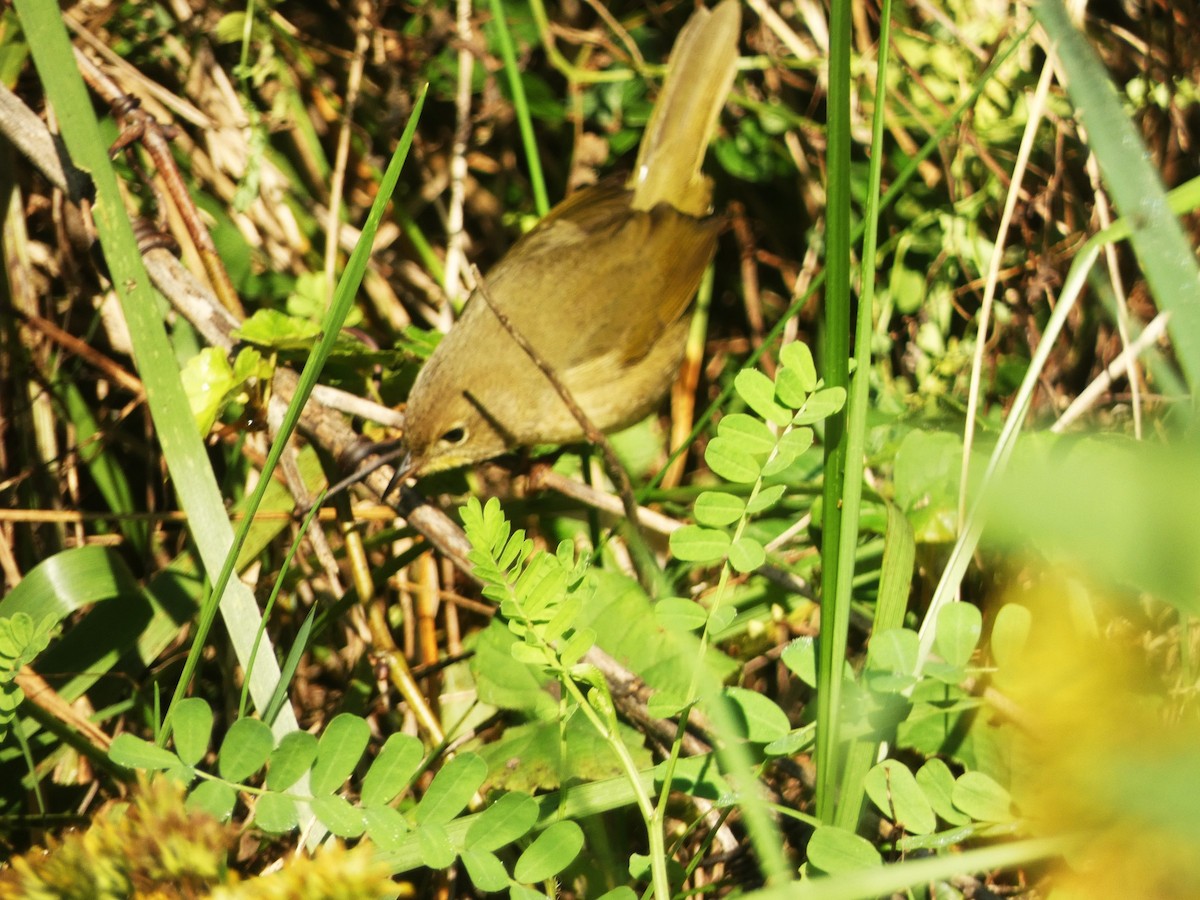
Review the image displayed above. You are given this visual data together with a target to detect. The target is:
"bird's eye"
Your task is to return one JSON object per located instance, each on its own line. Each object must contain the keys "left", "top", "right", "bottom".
{"left": 440, "top": 427, "right": 467, "bottom": 445}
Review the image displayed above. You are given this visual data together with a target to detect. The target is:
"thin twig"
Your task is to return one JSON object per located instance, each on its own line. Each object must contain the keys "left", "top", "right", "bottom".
{"left": 1052, "top": 311, "right": 1170, "bottom": 432}
{"left": 581, "top": 0, "right": 645, "bottom": 68}
{"left": 730, "top": 200, "right": 772, "bottom": 376}
{"left": 16, "top": 310, "right": 144, "bottom": 398}
{"left": 958, "top": 62, "right": 1054, "bottom": 533}
{"left": 323, "top": 0, "right": 372, "bottom": 304}
{"left": 72, "top": 48, "right": 245, "bottom": 318}
{"left": 0, "top": 83, "right": 84, "bottom": 198}
{"left": 1085, "top": 151, "right": 1143, "bottom": 439}
{"left": 444, "top": 0, "right": 475, "bottom": 308}
{"left": 529, "top": 465, "right": 680, "bottom": 535}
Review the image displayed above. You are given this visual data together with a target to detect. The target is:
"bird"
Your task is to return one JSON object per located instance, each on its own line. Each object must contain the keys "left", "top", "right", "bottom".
{"left": 390, "top": 0, "right": 740, "bottom": 488}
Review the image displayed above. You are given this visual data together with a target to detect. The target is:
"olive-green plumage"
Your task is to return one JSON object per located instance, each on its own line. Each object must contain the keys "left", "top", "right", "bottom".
{"left": 399, "top": 0, "right": 740, "bottom": 477}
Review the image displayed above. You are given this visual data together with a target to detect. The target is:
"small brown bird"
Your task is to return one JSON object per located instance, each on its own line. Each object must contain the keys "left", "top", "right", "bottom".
{"left": 394, "top": 0, "right": 740, "bottom": 483}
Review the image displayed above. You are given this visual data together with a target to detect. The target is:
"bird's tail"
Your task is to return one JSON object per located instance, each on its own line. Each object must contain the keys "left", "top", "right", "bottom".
{"left": 628, "top": 0, "right": 740, "bottom": 217}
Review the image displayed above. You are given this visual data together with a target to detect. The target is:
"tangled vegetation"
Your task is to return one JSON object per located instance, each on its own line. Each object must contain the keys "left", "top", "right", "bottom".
{"left": 1, "top": 0, "right": 1198, "bottom": 897}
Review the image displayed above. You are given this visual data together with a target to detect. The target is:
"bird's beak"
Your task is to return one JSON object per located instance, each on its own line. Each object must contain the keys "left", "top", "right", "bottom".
{"left": 382, "top": 449, "right": 415, "bottom": 501}
{"left": 323, "top": 439, "right": 413, "bottom": 504}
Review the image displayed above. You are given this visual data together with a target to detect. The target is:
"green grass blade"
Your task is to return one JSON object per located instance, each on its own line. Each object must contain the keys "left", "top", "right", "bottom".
{"left": 826, "top": 0, "right": 896, "bottom": 832}
{"left": 815, "top": 0, "right": 854, "bottom": 824}
{"left": 487, "top": 0, "right": 550, "bottom": 216}
{"left": 242, "top": 493, "right": 326, "bottom": 721}
{"left": 834, "top": 503, "right": 914, "bottom": 832}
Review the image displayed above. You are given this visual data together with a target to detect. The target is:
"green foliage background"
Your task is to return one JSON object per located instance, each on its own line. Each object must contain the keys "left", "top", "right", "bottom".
{"left": 1, "top": 0, "right": 1199, "bottom": 897}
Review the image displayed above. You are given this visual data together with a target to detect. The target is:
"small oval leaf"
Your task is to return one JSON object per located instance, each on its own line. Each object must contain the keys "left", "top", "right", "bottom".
{"left": 513, "top": 820, "right": 584, "bottom": 884}
{"left": 466, "top": 791, "right": 539, "bottom": 852}
{"left": 864, "top": 760, "right": 936, "bottom": 834}
{"left": 990, "top": 603, "right": 1032, "bottom": 671}
{"left": 417, "top": 822, "right": 456, "bottom": 870}
{"left": 728, "top": 536, "right": 766, "bottom": 573}
{"left": 252, "top": 791, "right": 299, "bottom": 834}
{"left": 773, "top": 366, "right": 812, "bottom": 409}
{"left": 110, "top": 734, "right": 182, "bottom": 772}
{"left": 705, "top": 437, "right": 762, "bottom": 484}
{"left": 217, "top": 718, "right": 274, "bottom": 782}
{"left": 746, "top": 483, "right": 787, "bottom": 514}
{"left": 266, "top": 731, "right": 318, "bottom": 792}
{"left": 416, "top": 752, "right": 488, "bottom": 826}
{"left": 724, "top": 686, "right": 790, "bottom": 743}
{"left": 311, "top": 713, "right": 371, "bottom": 795}
{"left": 935, "top": 603, "right": 982, "bottom": 668}
{"left": 952, "top": 771, "right": 1014, "bottom": 823}
{"left": 669, "top": 525, "right": 730, "bottom": 563}
{"left": 363, "top": 805, "right": 410, "bottom": 850}
{"left": 778, "top": 341, "right": 817, "bottom": 391}
{"left": 312, "top": 793, "right": 366, "bottom": 838}
{"left": 781, "top": 637, "right": 816, "bottom": 687}
{"left": 694, "top": 491, "right": 746, "bottom": 526}
{"left": 716, "top": 413, "right": 776, "bottom": 455}
{"left": 187, "top": 780, "right": 237, "bottom": 822}
{"left": 735, "top": 369, "right": 792, "bottom": 426}
{"left": 868, "top": 628, "right": 920, "bottom": 677}
{"left": 171, "top": 698, "right": 213, "bottom": 767}
{"left": 916, "top": 758, "right": 970, "bottom": 826}
{"left": 461, "top": 848, "right": 510, "bottom": 892}
{"left": 806, "top": 825, "right": 882, "bottom": 873}
{"left": 654, "top": 597, "right": 708, "bottom": 633}
{"left": 778, "top": 426, "right": 814, "bottom": 459}
{"left": 362, "top": 733, "right": 423, "bottom": 807}
{"left": 794, "top": 386, "right": 846, "bottom": 424}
